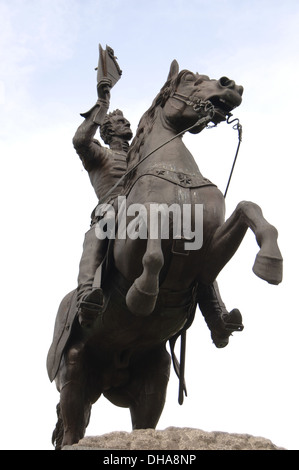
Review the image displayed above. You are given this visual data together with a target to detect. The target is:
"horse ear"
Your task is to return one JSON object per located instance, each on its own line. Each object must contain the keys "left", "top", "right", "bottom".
{"left": 167, "top": 60, "right": 179, "bottom": 81}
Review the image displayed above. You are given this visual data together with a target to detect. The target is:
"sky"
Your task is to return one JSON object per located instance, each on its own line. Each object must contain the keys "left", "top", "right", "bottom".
{"left": 0, "top": 0, "right": 298, "bottom": 450}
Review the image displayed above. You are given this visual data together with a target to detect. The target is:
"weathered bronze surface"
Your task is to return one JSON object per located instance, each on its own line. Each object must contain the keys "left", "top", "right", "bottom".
{"left": 47, "top": 46, "right": 283, "bottom": 450}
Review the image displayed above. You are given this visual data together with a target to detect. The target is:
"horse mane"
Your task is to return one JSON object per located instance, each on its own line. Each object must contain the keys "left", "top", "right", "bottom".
{"left": 125, "top": 70, "right": 187, "bottom": 179}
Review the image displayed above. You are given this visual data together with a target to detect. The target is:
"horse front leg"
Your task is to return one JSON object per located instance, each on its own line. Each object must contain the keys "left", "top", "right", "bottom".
{"left": 126, "top": 234, "right": 164, "bottom": 316}
{"left": 203, "top": 200, "right": 283, "bottom": 285}
{"left": 115, "top": 202, "right": 165, "bottom": 316}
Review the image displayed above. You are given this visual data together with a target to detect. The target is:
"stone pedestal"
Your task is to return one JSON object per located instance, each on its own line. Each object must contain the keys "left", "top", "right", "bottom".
{"left": 63, "top": 427, "right": 285, "bottom": 450}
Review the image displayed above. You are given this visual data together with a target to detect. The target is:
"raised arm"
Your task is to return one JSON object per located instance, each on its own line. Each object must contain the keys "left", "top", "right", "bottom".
{"left": 72, "top": 79, "right": 112, "bottom": 171}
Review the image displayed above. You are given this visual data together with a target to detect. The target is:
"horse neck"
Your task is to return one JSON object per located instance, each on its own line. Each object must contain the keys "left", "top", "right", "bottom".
{"left": 136, "top": 108, "right": 202, "bottom": 175}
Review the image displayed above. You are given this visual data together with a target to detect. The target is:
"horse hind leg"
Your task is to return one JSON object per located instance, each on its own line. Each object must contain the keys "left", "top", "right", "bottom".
{"left": 53, "top": 342, "right": 93, "bottom": 449}
{"left": 52, "top": 403, "right": 64, "bottom": 450}
{"left": 129, "top": 346, "right": 171, "bottom": 429}
{"left": 126, "top": 235, "right": 164, "bottom": 316}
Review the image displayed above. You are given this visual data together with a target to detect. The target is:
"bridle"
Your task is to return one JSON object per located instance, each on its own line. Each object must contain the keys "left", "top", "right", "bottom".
{"left": 171, "top": 92, "right": 215, "bottom": 118}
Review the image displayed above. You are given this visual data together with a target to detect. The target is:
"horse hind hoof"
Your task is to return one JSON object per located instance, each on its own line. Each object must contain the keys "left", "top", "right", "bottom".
{"left": 253, "top": 254, "right": 283, "bottom": 285}
{"left": 126, "top": 281, "right": 158, "bottom": 316}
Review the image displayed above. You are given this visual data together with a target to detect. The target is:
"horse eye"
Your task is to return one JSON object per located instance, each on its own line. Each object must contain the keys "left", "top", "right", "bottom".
{"left": 194, "top": 75, "right": 209, "bottom": 85}
{"left": 184, "top": 73, "right": 195, "bottom": 82}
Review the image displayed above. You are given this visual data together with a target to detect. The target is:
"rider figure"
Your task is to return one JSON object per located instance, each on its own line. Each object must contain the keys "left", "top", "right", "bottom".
{"left": 73, "top": 78, "right": 133, "bottom": 327}
{"left": 73, "top": 78, "right": 243, "bottom": 347}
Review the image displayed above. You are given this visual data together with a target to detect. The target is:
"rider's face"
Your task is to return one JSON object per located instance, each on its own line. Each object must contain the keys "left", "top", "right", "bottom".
{"left": 111, "top": 116, "right": 133, "bottom": 141}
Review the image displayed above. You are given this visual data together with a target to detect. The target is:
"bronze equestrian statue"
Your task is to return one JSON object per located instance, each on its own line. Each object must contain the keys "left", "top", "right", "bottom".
{"left": 47, "top": 47, "right": 283, "bottom": 450}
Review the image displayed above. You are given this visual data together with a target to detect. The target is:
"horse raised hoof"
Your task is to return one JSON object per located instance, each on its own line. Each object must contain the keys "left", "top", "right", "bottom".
{"left": 126, "top": 243, "right": 164, "bottom": 316}
{"left": 126, "top": 280, "right": 158, "bottom": 316}
{"left": 253, "top": 253, "right": 283, "bottom": 285}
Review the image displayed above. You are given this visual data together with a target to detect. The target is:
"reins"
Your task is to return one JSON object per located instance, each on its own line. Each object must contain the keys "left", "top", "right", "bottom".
{"left": 223, "top": 114, "right": 243, "bottom": 198}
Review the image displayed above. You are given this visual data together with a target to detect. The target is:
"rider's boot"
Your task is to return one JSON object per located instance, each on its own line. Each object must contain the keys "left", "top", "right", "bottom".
{"left": 78, "top": 287, "right": 104, "bottom": 328}
{"left": 197, "top": 281, "right": 244, "bottom": 348}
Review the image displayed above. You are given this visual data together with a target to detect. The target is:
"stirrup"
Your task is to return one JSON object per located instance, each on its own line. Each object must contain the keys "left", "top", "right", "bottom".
{"left": 78, "top": 288, "right": 104, "bottom": 328}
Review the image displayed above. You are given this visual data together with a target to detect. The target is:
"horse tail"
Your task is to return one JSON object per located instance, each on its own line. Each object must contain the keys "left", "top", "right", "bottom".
{"left": 51, "top": 403, "right": 64, "bottom": 450}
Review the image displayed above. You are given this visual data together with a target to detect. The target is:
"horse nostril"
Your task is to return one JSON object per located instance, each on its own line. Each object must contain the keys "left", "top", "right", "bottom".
{"left": 219, "top": 76, "right": 235, "bottom": 89}
{"left": 219, "top": 76, "right": 229, "bottom": 86}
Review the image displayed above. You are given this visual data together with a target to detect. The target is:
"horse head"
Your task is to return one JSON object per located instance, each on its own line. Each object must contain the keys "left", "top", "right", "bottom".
{"left": 161, "top": 60, "right": 244, "bottom": 133}
{"left": 127, "top": 61, "right": 244, "bottom": 170}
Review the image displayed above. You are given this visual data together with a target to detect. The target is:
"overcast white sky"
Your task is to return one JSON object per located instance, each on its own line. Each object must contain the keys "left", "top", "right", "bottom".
{"left": 0, "top": 0, "right": 298, "bottom": 450}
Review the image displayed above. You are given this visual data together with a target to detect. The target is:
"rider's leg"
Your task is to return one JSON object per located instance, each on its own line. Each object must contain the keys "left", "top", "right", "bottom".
{"left": 77, "top": 224, "right": 107, "bottom": 326}
{"left": 197, "top": 281, "right": 243, "bottom": 348}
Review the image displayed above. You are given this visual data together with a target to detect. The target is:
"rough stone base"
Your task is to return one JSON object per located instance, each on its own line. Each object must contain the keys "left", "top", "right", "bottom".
{"left": 63, "top": 427, "right": 285, "bottom": 450}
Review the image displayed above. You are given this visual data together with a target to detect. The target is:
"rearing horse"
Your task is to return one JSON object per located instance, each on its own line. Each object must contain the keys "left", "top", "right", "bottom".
{"left": 115, "top": 60, "right": 282, "bottom": 313}
{"left": 47, "top": 60, "right": 282, "bottom": 449}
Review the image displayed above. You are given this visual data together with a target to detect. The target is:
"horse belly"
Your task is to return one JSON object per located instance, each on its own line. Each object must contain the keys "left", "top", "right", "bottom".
{"left": 90, "top": 280, "right": 192, "bottom": 354}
